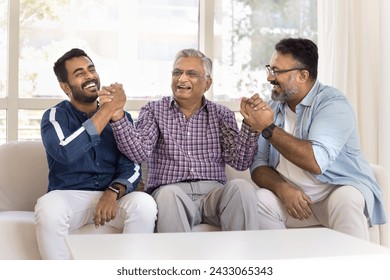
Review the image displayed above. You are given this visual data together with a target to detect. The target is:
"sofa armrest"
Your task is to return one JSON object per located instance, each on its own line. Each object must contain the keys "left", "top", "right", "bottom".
{"left": 370, "top": 164, "right": 390, "bottom": 247}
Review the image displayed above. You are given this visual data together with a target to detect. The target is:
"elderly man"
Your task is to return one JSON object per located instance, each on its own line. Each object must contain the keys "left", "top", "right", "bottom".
{"left": 103, "top": 48, "right": 262, "bottom": 232}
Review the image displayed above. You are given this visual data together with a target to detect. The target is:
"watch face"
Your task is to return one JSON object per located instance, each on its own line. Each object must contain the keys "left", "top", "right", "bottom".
{"left": 262, "top": 128, "right": 271, "bottom": 139}
{"left": 262, "top": 124, "right": 276, "bottom": 139}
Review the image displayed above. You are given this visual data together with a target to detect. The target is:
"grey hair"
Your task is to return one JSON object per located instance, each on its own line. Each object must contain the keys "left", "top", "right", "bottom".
{"left": 173, "top": 48, "right": 212, "bottom": 77}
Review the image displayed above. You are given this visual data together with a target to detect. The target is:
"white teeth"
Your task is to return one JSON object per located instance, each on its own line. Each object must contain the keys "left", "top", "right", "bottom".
{"left": 85, "top": 83, "right": 96, "bottom": 89}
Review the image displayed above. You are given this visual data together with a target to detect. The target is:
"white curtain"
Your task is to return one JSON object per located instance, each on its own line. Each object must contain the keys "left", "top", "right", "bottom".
{"left": 318, "top": 0, "right": 390, "bottom": 173}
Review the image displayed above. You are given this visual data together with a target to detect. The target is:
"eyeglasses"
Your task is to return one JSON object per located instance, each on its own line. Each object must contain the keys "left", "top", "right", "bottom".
{"left": 172, "top": 69, "right": 208, "bottom": 79}
{"left": 265, "top": 65, "right": 306, "bottom": 76}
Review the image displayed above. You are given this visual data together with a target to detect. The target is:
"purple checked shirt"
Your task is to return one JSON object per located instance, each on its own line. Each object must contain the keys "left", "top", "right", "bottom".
{"left": 111, "top": 96, "right": 259, "bottom": 193}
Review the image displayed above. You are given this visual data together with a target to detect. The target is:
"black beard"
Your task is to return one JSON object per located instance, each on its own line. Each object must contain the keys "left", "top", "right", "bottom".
{"left": 69, "top": 84, "right": 98, "bottom": 104}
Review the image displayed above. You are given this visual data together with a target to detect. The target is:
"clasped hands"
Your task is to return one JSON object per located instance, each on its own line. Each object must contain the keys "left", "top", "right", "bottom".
{"left": 240, "top": 93, "right": 274, "bottom": 132}
{"left": 98, "top": 82, "right": 126, "bottom": 121}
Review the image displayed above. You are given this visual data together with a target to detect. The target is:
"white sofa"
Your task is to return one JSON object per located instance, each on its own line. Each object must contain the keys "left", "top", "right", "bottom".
{"left": 1, "top": 141, "right": 389, "bottom": 259}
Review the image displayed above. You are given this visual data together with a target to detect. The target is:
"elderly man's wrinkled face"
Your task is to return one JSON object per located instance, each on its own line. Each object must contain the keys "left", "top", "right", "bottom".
{"left": 171, "top": 57, "right": 211, "bottom": 104}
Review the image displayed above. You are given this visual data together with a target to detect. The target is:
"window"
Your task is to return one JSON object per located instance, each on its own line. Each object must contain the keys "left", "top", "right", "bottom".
{"left": 18, "top": 0, "right": 199, "bottom": 99}
{"left": 1, "top": 0, "right": 317, "bottom": 143}
{"left": 213, "top": 0, "right": 317, "bottom": 102}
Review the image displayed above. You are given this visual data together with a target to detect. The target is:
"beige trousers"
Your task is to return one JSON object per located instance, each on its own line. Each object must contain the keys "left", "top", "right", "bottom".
{"left": 256, "top": 185, "right": 369, "bottom": 240}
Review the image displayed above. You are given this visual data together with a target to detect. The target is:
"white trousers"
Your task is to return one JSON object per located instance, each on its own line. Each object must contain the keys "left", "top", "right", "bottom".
{"left": 152, "top": 179, "right": 260, "bottom": 232}
{"left": 34, "top": 190, "right": 157, "bottom": 259}
{"left": 256, "top": 185, "right": 370, "bottom": 240}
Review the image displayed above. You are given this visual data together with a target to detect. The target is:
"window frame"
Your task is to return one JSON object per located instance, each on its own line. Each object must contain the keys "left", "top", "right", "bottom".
{"left": 1, "top": 0, "right": 317, "bottom": 142}
{"left": 2, "top": 0, "right": 233, "bottom": 142}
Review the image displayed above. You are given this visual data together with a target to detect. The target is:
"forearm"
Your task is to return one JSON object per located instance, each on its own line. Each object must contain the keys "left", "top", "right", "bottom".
{"left": 111, "top": 117, "right": 155, "bottom": 163}
{"left": 113, "top": 154, "right": 142, "bottom": 194}
{"left": 251, "top": 165, "right": 290, "bottom": 198}
{"left": 223, "top": 123, "right": 260, "bottom": 170}
{"left": 91, "top": 102, "right": 117, "bottom": 134}
{"left": 269, "top": 127, "right": 321, "bottom": 174}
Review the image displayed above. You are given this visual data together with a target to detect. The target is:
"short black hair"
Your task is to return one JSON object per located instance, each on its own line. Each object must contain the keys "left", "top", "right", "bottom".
{"left": 53, "top": 48, "right": 93, "bottom": 83}
{"left": 275, "top": 38, "right": 318, "bottom": 80}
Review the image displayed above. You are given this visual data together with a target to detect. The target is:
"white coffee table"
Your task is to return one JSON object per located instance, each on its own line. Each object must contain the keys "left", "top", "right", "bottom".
{"left": 65, "top": 228, "right": 390, "bottom": 260}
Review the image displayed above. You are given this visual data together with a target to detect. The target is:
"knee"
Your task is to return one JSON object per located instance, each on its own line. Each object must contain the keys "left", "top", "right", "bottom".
{"left": 225, "top": 179, "right": 256, "bottom": 195}
{"left": 34, "top": 192, "right": 69, "bottom": 224}
{"left": 120, "top": 191, "right": 157, "bottom": 217}
{"left": 256, "top": 188, "right": 280, "bottom": 208}
{"left": 153, "top": 184, "right": 182, "bottom": 202}
{"left": 256, "top": 188, "right": 276, "bottom": 201}
{"left": 328, "top": 186, "right": 365, "bottom": 211}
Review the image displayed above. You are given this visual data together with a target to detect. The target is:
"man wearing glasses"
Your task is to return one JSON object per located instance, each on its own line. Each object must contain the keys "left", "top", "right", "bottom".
{"left": 103, "top": 48, "right": 262, "bottom": 232}
{"left": 241, "top": 38, "right": 386, "bottom": 240}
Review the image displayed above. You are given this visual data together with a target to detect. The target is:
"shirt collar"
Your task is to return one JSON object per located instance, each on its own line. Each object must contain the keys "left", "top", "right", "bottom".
{"left": 67, "top": 100, "right": 99, "bottom": 119}
{"left": 298, "top": 79, "right": 320, "bottom": 107}
{"left": 169, "top": 96, "right": 209, "bottom": 112}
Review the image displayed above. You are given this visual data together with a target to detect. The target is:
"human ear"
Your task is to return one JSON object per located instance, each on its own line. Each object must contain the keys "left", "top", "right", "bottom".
{"left": 299, "top": 70, "right": 310, "bottom": 83}
{"left": 59, "top": 82, "right": 71, "bottom": 97}
{"left": 205, "top": 77, "right": 213, "bottom": 91}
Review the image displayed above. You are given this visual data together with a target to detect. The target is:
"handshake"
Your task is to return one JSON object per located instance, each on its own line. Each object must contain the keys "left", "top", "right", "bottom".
{"left": 98, "top": 82, "right": 127, "bottom": 121}
{"left": 240, "top": 93, "right": 274, "bottom": 133}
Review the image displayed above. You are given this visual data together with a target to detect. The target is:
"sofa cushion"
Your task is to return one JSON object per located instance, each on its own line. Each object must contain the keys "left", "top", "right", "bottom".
{"left": 0, "top": 211, "right": 41, "bottom": 259}
{"left": 0, "top": 141, "right": 49, "bottom": 211}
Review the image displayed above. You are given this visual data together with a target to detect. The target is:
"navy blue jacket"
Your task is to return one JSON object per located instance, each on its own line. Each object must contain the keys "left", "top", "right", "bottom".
{"left": 41, "top": 100, "right": 141, "bottom": 194}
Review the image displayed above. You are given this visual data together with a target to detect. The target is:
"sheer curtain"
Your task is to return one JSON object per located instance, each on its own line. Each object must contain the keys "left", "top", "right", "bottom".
{"left": 317, "top": 0, "right": 390, "bottom": 173}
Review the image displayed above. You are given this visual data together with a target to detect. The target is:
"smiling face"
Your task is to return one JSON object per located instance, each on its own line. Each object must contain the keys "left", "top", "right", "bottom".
{"left": 60, "top": 56, "right": 101, "bottom": 105}
{"left": 267, "top": 51, "right": 306, "bottom": 106}
{"left": 171, "top": 56, "right": 212, "bottom": 107}
{"left": 267, "top": 52, "right": 299, "bottom": 101}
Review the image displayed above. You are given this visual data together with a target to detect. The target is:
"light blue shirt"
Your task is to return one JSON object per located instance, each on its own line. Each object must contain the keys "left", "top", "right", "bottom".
{"left": 251, "top": 80, "right": 386, "bottom": 225}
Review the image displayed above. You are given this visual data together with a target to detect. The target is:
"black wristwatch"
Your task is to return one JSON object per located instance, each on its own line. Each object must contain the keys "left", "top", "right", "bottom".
{"left": 107, "top": 185, "right": 121, "bottom": 200}
{"left": 262, "top": 123, "right": 277, "bottom": 140}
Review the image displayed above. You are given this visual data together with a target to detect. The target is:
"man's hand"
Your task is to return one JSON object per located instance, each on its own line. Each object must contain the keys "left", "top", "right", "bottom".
{"left": 97, "top": 83, "right": 126, "bottom": 121}
{"left": 278, "top": 185, "right": 313, "bottom": 220}
{"left": 93, "top": 190, "right": 118, "bottom": 228}
{"left": 240, "top": 93, "right": 274, "bottom": 132}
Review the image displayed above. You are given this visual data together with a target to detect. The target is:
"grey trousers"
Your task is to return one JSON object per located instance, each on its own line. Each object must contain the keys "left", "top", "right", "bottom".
{"left": 152, "top": 179, "right": 260, "bottom": 232}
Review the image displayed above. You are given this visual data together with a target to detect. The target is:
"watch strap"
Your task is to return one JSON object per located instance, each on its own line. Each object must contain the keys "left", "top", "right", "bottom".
{"left": 262, "top": 123, "right": 277, "bottom": 140}
{"left": 107, "top": 185, "right": 120, "bottom": 200}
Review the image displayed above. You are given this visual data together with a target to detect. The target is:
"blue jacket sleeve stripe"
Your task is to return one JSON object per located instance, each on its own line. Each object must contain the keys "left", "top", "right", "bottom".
{"left": 49, "top": 108, "right": 64, "bottom": 141}
{"left": 128, "top": 164, "right": 141, "bottom": 184}
{"left": 49, "top": 107, "right": 86, "bottom": 146}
